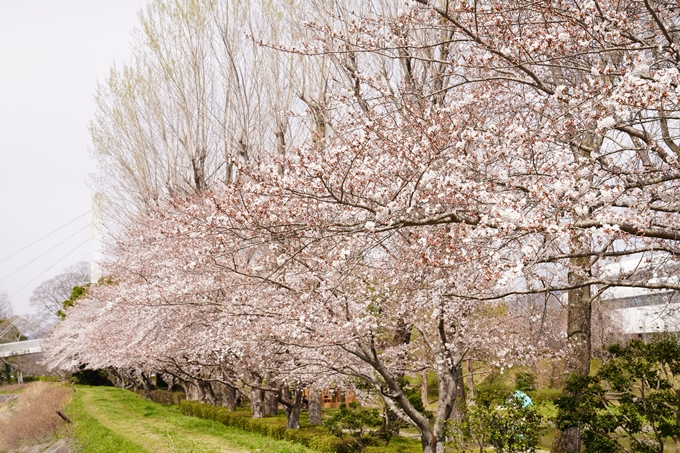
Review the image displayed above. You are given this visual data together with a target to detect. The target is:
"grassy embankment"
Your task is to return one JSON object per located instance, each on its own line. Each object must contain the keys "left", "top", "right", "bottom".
{"left": 65, "top": 385, "right": 320, "bottom": 453}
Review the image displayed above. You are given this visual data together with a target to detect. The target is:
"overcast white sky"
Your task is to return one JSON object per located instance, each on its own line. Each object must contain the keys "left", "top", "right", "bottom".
{"left": 0, "top": 0, "right": 146, "bottom": 315}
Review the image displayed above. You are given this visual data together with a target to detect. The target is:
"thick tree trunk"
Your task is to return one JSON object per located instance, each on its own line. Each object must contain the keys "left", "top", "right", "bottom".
{"left": 251, "top": 388, "right": 264, "bottom": 419}
{"left": 552, "top": 250, "right": 591, "bottom": 453}
{"left": 264, "top": 388, "right": 279, "bottom": 416}
{"left": 142, "top": 374, "right": 152, "bottom": 399}
{"left": 281, "top": 384, "right": 302, "bottom": 429}
{"left": 450, "top": 363, "right": 466, "bottom": 423}
{"left": 420, "top": 433, "right": 446, "bottom": 453}
{"left": 308, "top": 386, "right": 322, "bottom": 425}
{"left": 17, "top": 370, "right": 23, "bottom": 385}
{"left": 552, "top": 427, "right": 581, "bottom": 453}
{"left": 221, "top": 385, "right": 237, "bottom": 411}
{"left": 164, "top": 374, "right": 175, "bottom": 392}
{"left": 198, "top": 380, "right": 215, "bottom": 405}
{"left": 186, "top": 381, "right": 202, "bottom": 401}
{"left": 286, "top": 405, "right": 301, "bottom": 429}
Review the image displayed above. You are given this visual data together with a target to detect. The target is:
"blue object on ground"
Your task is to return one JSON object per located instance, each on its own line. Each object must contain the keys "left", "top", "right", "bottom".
{"left": 513, "top": 390, "right": 533, "bottom": 408}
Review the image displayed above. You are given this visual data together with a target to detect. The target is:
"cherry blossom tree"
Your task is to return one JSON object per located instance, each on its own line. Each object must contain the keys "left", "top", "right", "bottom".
{"left": 45, "top": 2, "right": 680, "bottom": 453}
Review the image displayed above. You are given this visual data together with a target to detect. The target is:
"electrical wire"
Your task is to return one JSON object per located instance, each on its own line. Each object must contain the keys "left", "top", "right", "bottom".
{"left": 0, "top": 210, "right": 91, "bottom": 265}
{"left": 0, "top": 223, "right": 91, "bottom": 284}
{"left": 0, "top": 319, "right": 17, "bottom": 339}
{"left": 9, "top": 237, "right": 91, "bottom": 299}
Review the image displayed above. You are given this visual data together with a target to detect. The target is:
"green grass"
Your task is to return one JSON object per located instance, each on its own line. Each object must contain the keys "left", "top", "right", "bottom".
{"left": 66, "top": 386, "right": 320, "bottom": 453}
{"left": 65, "top": 388, "right": 150, "bottom": 453}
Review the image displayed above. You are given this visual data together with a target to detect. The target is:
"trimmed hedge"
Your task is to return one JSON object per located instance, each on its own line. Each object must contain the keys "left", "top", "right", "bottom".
{"left": 180, "top": 400, "right": 350, "bottom": 452}
{"left": 179, "top": 400, "right": 423, "bottom": 453}
{"left": 136, "top": 389, "right": 186, "bottom": 405}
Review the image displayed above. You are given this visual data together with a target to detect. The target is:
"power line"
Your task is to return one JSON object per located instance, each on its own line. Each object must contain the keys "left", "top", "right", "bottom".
{"left": 0, "top": 319, "right": 17, "bottom": 339}
{"left": 0, "top": 223, "right": 92, "bottom": 284}
{"left": 9, "top": 237, "right": 92, "bottom": 299}
{"left": 0, "top": 210, "right": 91, "bottom": 265}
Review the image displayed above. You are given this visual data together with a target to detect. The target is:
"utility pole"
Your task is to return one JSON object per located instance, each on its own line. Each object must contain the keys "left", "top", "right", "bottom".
{"left": 91, "top": 193, "right": 103, "bottom": 283}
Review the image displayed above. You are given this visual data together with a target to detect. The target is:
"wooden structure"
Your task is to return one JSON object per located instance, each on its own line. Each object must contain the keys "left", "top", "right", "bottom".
{"left": 302, "top": 387, "right": 357, "bottom": 409}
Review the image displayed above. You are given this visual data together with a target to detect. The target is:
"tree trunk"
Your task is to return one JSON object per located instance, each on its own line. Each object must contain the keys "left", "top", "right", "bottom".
{"left": 308, "top": 386, "right": 322, "bottom": 425}
{"left": 675, "top": 389, "right": 680, "bottom": 453}
{"left": 286, "top": 404, "right": 301, "bottom": 429}
{"left": 144, "top": 377, "right": 151, "bottom": 399}
{"left": 552, "top": 427, "right": 581, "bottom": 453}
{"left": 421, "top": 370, "right": 429, "bottom": 407}
{"left": 165, "top": 374, "right": 175, "bottom": 392}
{"left": 451, "top": 365, "right": 466, "bottom": 423}
{"left": 17, "top": 370, "right": 23, "bottom": 385}
{"left": 251, "top": 387, "right": 264, "bottom": 419}
{"left": 552, "top": 249, "right": 591, "bottom": 453}
{"left": 280, "top": 384, "right": 302, "bottom": 429}
{"left": 198, "top": 380, "right": 215, "bottom": 405}
{"left": 466, "top": 360, "right": 475, "bottom": 405}
{"left": 420, "top": 432, "right": 446, "bottom": 453}
{"left": 264, "top": 388, "right": 279, "bottom": 416}
{"left": 221, "top": 385, "right": 237, "bottom": 411}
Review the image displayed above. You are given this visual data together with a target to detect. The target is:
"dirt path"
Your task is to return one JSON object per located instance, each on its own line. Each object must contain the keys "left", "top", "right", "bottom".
{"left": 76, "top": 387, "right": 268, "bottom": 453}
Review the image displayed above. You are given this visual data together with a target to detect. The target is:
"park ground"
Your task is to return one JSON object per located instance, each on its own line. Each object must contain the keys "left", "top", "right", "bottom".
{"left": 0, "top": 383, "right": 317, "bottom": 453}
{"left": 0, "top": 382, "right": 559, "bottom": 453}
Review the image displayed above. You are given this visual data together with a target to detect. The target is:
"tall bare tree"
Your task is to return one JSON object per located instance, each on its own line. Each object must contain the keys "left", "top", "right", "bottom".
{"left": 29, "top": 262, "right": 90, "bottom": 319}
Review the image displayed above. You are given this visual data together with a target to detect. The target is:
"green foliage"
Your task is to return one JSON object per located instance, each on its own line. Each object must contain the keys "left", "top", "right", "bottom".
{"left": 71, "top": 368, "right": 112, "bottom": 386}
{"left": 363, "top": 436, "right": 421, "bottom": 453}
{"left": 67, "top": 386, "right": 318, "bottom": 453}
{"left": 475, "top": 371, "right": 513, "bottom": 407}
{"left": 426, "top": 371, "right": 438, "bottom": 402}
{"left": 180, "top": 400, "right": 350, "bottom": 452}
{"left": 527, "top": 388, "right": 561, "bottom": 404}
{"left": 141, "top": 389, "right": 186, "bottom": 405}
{"left": 323, "top": 402, "right": 384, "bottom": 452}
{"left": 450, "top": 394, "right": 543, "bottom": 453}
{"left": 180, "top": 399, "right": 424, "bottom": 453}
{"left": 57, "top": 284, "right": 90, "bottom": 319}
{"left": 555, "top": 335, "right": 680, "bottom": 453}
{"left": 515, "top": 372, "right": 536, "bottom": 392}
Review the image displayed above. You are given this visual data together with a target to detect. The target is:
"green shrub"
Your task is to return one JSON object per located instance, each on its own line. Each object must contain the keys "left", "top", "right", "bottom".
{"left": 528, "top": 388, "right": 561, "bottom": 404}
{"left": 323, "top": 402, "right": 384, "bottom": 451}
{"left": 426, "top": 371, "right": 438, "bottom": 402}
{"left": 475, "top": 371, "right": 513, "bottom": 406}
{"left": 179, "top": 399, "right": 423, "bottom": 453}
{"left": 555, "top": 335, "right": 680, "bottom": 453}
{"left": 450, "top": 394, "right": 543, "bottom": 453}
{"left": 514, "top": 372, "right": 536, "bottom": 392}
{"left": 137, "top": 389, "right": 186, "bottom": 405}
{"left": 364, "top": 437, "right": 422, "bottom": 453}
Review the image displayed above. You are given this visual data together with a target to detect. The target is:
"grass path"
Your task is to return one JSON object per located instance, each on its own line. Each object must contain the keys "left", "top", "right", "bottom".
{"left": 67, "top": 386, "right": 317, "bottom": 453}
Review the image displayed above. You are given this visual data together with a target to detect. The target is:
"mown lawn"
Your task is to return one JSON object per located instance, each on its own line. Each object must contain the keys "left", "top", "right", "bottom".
{"left": 65, "top": 386, "right": 320, "bottom": 453}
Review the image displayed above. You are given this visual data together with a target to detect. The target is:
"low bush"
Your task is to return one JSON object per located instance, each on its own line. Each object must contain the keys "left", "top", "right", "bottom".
{"left": 475, "top": 371, "right": 513, "bottom": 406}
{"left": 528, "top": 387, "right": 561, "bottom": 404}
{"left": 323, "top": 402, "right": 383, "bottom": 451}
{"left": 450, "top": 394, "right": 543, "bottom": 453}
{"left": 364, "top": 437, "right": 422, "bottom": 453}
{"left": 180, "top": 400, "right": 423, "bottom": 453}
{"left": 21, "top": 375, "right": 61, "bottom": 383}
{"left": 137, "top": 389, "right": 186, "bottom": 405}
{"left": 515, "top": 372, "right": 536, "bottom": 392}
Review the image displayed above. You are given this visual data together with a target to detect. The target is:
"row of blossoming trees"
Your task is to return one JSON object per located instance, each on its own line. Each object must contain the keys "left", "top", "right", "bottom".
{"left": 43, "top": 1, "right": 680, "bottom": 452}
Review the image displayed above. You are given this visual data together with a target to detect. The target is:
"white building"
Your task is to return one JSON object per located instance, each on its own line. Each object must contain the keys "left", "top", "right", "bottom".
{"left": 608, "top": 292, "right": 680, "bottom": 335}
